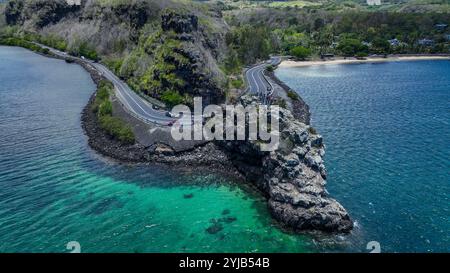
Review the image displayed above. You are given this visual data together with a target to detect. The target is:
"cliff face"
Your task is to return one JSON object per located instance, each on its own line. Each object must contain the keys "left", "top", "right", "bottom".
{"left": 119, "top": 9, "right": 227, "bottom": 105}
{"left": 221, "top": 95, "right": 353, "bottom": 233}
{"left": 265, "top": 109, "right": 352, "bottom": 233}
{"left": 4, "top": 0, "right": 78, "bottom": 27}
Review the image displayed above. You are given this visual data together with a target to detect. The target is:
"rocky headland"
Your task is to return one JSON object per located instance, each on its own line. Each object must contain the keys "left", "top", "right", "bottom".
{"left": 81, "top": 68, "right": 353, "bottom": 233}
{"left": 1, "top": 0, "right": 353, "bottom": 234}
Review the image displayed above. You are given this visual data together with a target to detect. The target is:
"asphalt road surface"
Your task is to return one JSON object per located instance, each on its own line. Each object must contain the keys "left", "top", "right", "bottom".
{"left": 245, "top": 56, "right": 281, "bottom": 104}
{"left": 37, "top": 43, "right": 280, "bottom": 126}
{"left": 36, "top": 43, "right": 175, "bottom": 126}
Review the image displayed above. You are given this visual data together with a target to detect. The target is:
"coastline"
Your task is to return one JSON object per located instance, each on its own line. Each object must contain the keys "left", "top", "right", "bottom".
{"left": 279, "top": 55, "right": 450, "bottom": 68}
{"left": 265, "top": 70, "right": 311, "bottom": 125}
{"left": 77, "top": 50, "right": 352, "bottom": 233}
{"left": 4, "top": 44, "right": 353, "bottom": 234}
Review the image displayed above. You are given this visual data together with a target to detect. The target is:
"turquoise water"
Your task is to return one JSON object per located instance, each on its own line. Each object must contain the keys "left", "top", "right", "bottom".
{"left": 276, "top": 61, "right": 450, "bottom": 253}
{"left": 0, "top": 46, "right": 314, "bottom": 253}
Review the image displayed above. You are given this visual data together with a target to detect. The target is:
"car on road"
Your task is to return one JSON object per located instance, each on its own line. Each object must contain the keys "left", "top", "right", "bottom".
{"left": 166, "top": 111, "right": 183, "bottom": 118}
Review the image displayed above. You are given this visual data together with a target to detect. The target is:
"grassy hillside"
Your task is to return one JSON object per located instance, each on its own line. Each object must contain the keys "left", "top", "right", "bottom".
{"left": 0, "top": 0, "right": 230, "bottom": 106}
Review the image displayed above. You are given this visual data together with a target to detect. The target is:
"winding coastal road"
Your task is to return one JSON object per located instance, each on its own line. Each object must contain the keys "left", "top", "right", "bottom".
{"left": 36, "top": 43, "right": 174, "bottom": 125}
{"left": 92, "top": 63, "right": 174, "bottom": 125}
{"left": 245, "top": 56, "right": 281, "bottom": 104}
{"left": 37, "top": 42, "right": 279, "bottom": 125}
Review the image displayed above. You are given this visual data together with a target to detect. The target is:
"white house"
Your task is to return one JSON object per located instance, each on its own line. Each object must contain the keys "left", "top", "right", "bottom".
{"left": 367, "top": 0, "right": 382, "bottom": 6}
{"left": 66, "top": 0, "right": 81, "bottom": 5}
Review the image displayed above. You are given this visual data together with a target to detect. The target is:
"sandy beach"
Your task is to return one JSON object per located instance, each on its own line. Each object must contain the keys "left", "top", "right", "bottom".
{"left": 279, "top": 55, "right": 450, "bottom": 68}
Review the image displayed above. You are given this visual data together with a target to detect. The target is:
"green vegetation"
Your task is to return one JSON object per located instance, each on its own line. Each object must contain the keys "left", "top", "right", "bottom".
{"left": 218, "top": 0, "right": 450, "bottom": 13}
{"left": 267, "top": 1, "right": 321, "bottom": 9}
{"left": 139, "top": 32, "right": 191, "bottom": 105}
{"left": 2, "top": 0, "right": 449, "bottom": 111}
{"left": 337, "top": 38, "right": 368, "bottom": 57}
{"left": 274, "top": 97, "right": 287, "bottom": 109}
{"left": 355, "top": 51, "right": 368, "bottom": 59}
{"left": 0, "top": 28, "right": 101, "bottom": 61}
{"left": 287, "top": 90, "right": 299, "bottom": 101}
{"left": 104, "top": 57, "right": 124, "bottom": 75}
{"left": 92, "top": 80, "right": 135, "bottom": 144}
{"left": 225, "top": 25, "right": 275, "bottom": 65}
{"left": 230, "top": 77, "right": 244, "bottom": 89}
{"left": 0, "top": 36, "right": 49, "bottom": 54}
{"left": 223, "top": 50, "right": 242, "bottom": 75}
{"left": 36, "top": 34, "right": 67, "bottom": 51}
{"left": 69, "top": 41, "right": 99, "bottom": 61}
{"left": 308, "top": 126, "right": 318, "bottom": 135}
{"left": 119, "top": 24, "right": 199, "bottom": 106}
{"left": 98, "top": 115, "right": 135, "bottom": 144}
{"left": 225, "top": 4, "right": 450, "bottom": 58}
{"left": 290, "top": 46, "right": 312, "bottom": 60}
{"left": 371, "top": 38, "right": 391, "bottom": 55}
{"left": 160, "top": 90, "right": 184, "bottom": 107}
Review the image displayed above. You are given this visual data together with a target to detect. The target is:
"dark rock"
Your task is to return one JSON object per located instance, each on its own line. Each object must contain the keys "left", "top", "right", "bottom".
{"left": 310, "top": 135, "right": 324, "bottom": 148}
{"left": 219, "top": 216, "right": 237, "bottom": 224}
{"left": 112, "top": 1, "right": 149, "bottom": 30}
{"left": 217, "top": 95, "right": 353, "bottom": 233}
{"left": 269, "top": 199, "right": 353, "bottom": 233}
{"left": 183, "top": 193, "right": 194, "bottom": 199}
{"left": 161, "top": 10, "right": 198, "bottom": 34}
{"left": 266, "top": 71, "right": 311, "bottom": 124}
{"left": 4, "top": 0, "right": 24, "bottom": 25}
{"left": 5, "top": 0, "right": 80, "bottom": 28}
{"left": 206, "top": 222, "right": 223, "bottom": 234}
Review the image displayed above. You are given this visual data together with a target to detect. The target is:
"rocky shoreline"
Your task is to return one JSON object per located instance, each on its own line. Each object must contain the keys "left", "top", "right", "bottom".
{"left": 82, "top": 87, "right": 243, "bottom": 176}
{"left": 266, "top": 70, "right": 311, "bottom": 125}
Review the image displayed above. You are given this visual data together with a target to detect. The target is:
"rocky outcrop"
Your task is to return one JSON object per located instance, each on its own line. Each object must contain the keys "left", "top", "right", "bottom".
{"left": 162, "top": 10, "right": 198, "bottom": 34}
{"left": 220, "top": 95, "right": 353, "bottom": 233}
{"left": 4, "top": 0, "right": 79, "bottom": 27}
{"left": 122, "top": 9, "right": 227, "bottom": 105}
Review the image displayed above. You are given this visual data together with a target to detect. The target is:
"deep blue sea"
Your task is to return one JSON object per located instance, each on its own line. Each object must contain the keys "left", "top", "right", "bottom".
{"left": 276, "top": 60, "right": 450, "bottom": 253}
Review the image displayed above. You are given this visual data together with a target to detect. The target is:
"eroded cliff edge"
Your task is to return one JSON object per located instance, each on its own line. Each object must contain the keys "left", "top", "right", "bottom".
{"left": 220, "top": 95, "right": 353, "bottom": 233}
